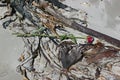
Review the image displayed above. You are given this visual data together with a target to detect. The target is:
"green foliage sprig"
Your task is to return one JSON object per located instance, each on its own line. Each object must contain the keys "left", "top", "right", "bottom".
{"left": 13, "top": 32, "right": 86, "bottom": 43}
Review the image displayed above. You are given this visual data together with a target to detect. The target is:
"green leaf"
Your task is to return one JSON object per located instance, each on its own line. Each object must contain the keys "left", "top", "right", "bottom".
{"left": 68, "top": 34, "right": 77, "bottom": 43}
{"left": 59, "top": 34, "right": 68, "bottom": 41}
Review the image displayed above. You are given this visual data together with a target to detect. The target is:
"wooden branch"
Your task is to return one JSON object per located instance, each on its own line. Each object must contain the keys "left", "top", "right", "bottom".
{"left": 72, "top": 22, "right": 120, "bottom": 48}
{"left": 44, "top": 7, "right": 120, "bottom": 48}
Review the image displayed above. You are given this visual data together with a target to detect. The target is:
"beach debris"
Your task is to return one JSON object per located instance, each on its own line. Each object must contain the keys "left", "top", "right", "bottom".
{"left": 86, "top": 35, "right": 94, "bottom": 44}
{"left": 0, "top": 0, "right": 120, "bottom": 80}
{"left": 86, "top": 49, "right": 118, "bottom": 64}
{"left": 18, "top": 54, "right": 25, "bottom": 62}
{"left": 22, "top": 69, "right": 29, "bottom": 80}
{"left": 58, "top": 41, "right": 94, "bottom": 69}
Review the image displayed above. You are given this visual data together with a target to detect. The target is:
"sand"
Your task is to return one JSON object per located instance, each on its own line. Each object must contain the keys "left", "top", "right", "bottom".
{"left": 0, "top": 7, "right": 23, "bottom": 80}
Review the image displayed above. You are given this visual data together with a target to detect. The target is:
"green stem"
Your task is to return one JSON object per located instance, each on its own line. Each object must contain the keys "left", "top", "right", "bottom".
{"left": 12, "top": 33, "right": 86, "bottom": 40}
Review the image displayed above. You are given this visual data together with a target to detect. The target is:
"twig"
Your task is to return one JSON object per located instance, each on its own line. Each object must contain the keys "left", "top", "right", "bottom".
{"left": 13, "top": 33, "right": 86, "bottom": 42}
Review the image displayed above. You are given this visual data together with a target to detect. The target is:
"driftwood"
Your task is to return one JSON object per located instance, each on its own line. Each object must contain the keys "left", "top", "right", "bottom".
{"left": 72, "top": 22, "right": 120, "bottom": 48}
{"left": 43, "top": 6, "right": 120, "bottom": 48}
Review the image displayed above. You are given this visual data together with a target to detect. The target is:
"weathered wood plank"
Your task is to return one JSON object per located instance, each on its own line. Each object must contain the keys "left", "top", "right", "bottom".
{"left": 72, "top": 22, "right": 120, "bottom": 48}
